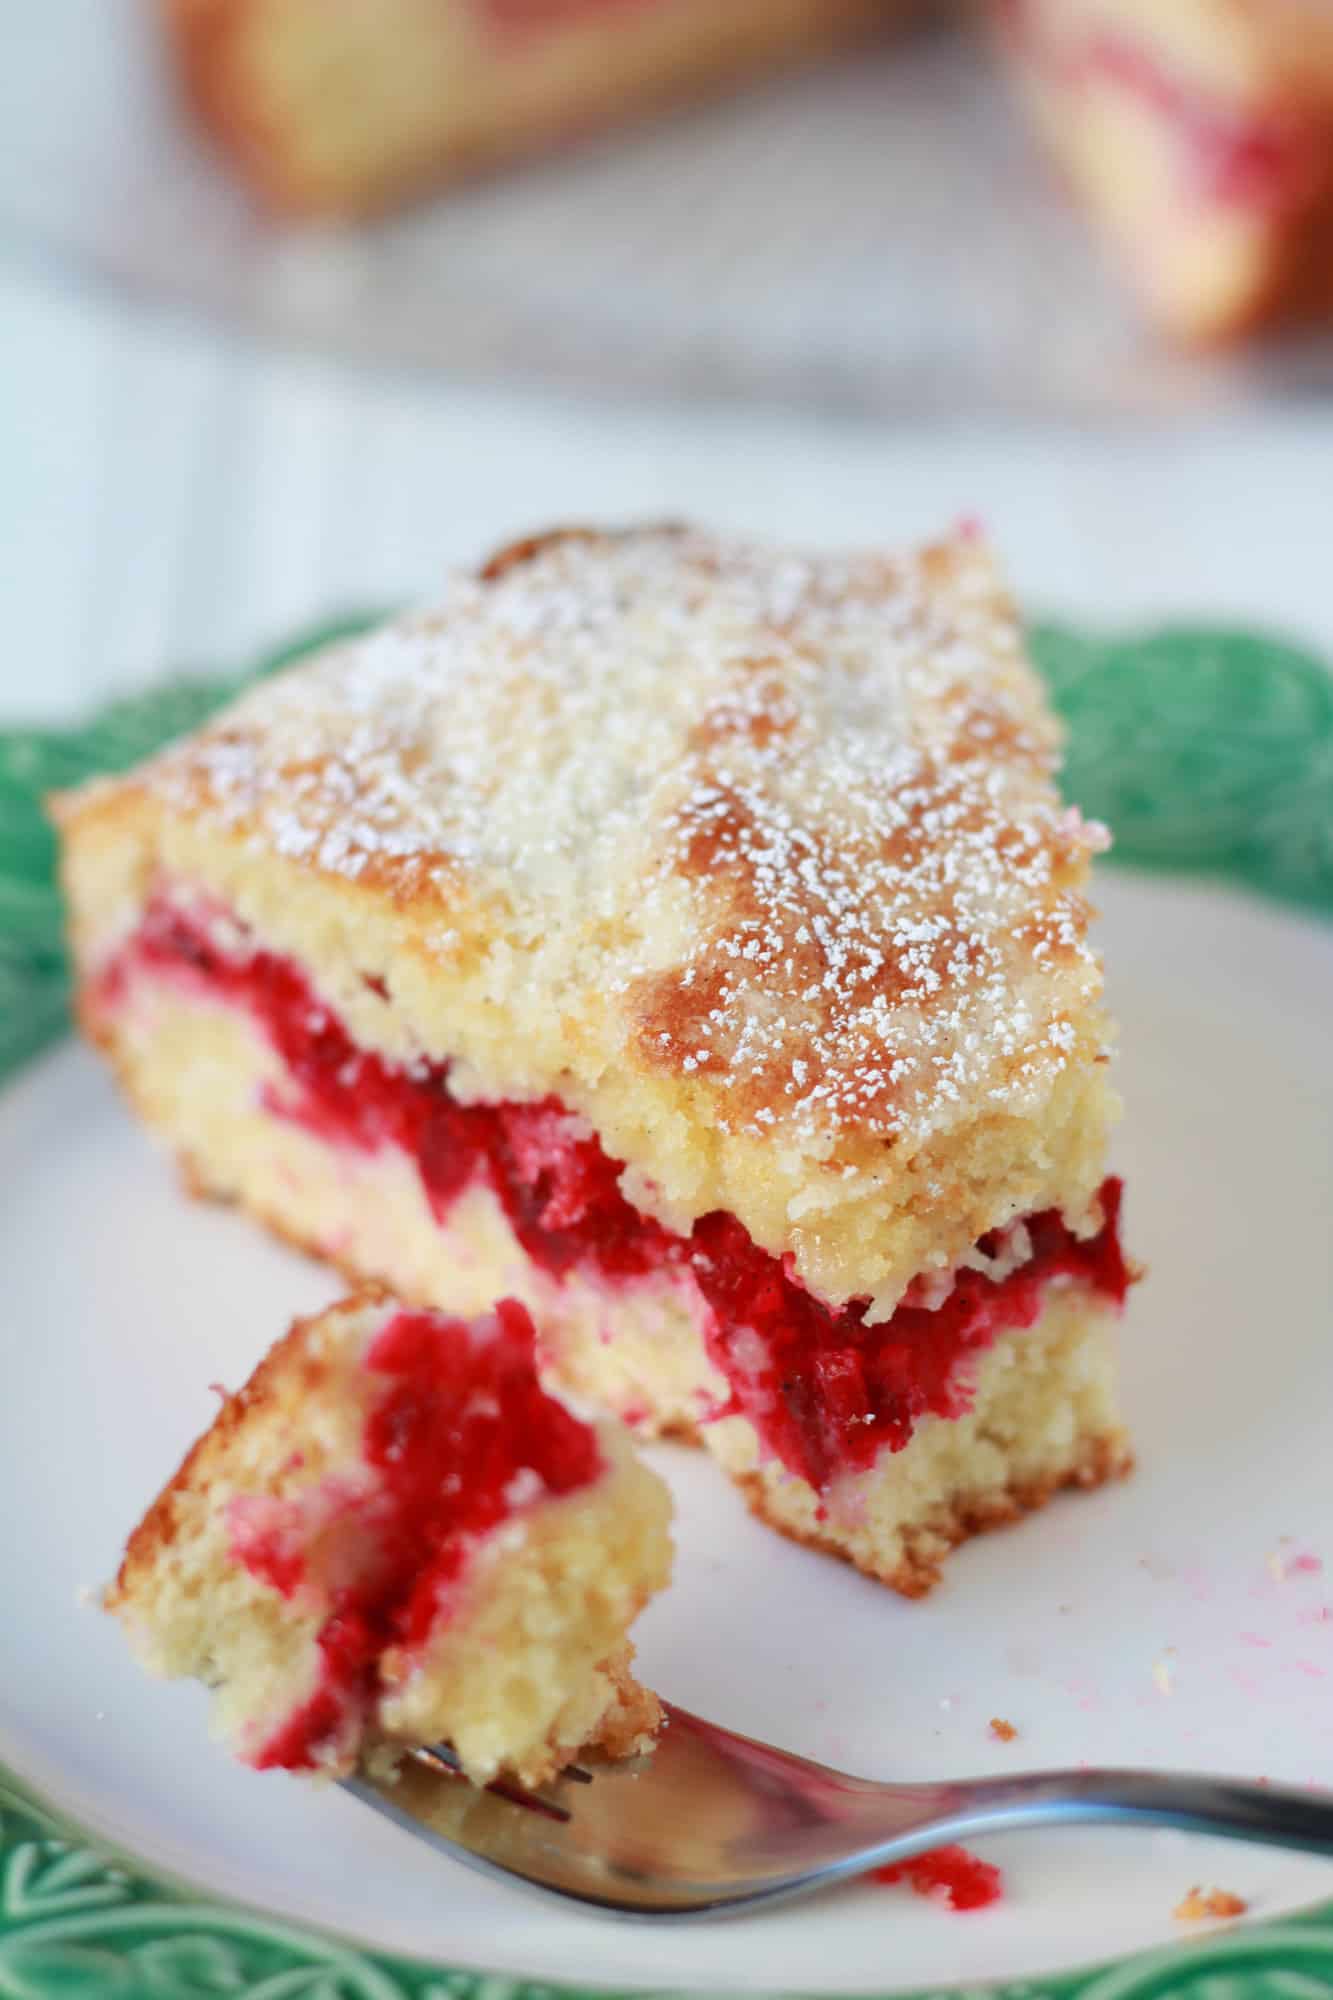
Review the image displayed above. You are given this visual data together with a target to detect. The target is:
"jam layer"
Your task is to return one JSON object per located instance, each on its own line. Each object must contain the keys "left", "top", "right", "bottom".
{"left": 236, "top": 1299, "right": 603, "bottom": 1771}
{"left": 109, "top": 894, "right": 1129, "bottom": 1498}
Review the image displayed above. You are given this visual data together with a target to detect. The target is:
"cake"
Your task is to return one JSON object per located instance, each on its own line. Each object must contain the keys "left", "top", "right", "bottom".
{"left": 57, "top": 522, "right": 1134, "bottom": 1596}
{"left": 160, "top": 0, "right": 895, "bottom": 215}
{"left": 159, "top": 1, "right": 1333, "bottom": 344}
{"left": 993, "top": 0, "right": 1333, "bottom": 342}
{"left": 106, "top": 1288, "right": 671, "bottom": 1784}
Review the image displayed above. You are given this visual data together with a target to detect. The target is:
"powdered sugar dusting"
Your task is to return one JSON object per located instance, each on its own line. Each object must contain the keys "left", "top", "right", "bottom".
{"left": 148, "top": 524, "right": 1107, "bottom": 1150}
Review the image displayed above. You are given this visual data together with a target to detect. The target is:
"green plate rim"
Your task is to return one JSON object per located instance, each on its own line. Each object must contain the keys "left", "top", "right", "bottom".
{"left": 3, "top": 612, "right": 1332, "bottom": 2000}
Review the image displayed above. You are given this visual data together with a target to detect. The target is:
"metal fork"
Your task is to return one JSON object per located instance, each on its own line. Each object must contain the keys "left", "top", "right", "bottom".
{"left": 343, "top": 1702, "right": 1333, "bottom": 1919}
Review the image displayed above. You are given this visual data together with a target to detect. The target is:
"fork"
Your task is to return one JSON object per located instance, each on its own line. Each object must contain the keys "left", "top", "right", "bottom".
{"left": 343, "top": 1702, "right": 1333, "bottom": 1919}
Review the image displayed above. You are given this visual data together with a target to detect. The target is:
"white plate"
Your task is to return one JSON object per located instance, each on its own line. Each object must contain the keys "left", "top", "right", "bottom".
{"left": 3, "top": 868, "right": 1332, "bottom": 1994}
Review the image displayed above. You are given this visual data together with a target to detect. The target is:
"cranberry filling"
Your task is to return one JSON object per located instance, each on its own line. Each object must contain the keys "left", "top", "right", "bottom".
{"left": 694, "top": 1185, "right": 1127, "bottom": 1493}
{"left": 240, "top": 1299, "right": 602, "bottom": 1771}
{"left": 109, "top": 894, "right": 1129, "bottom": 1502}
{"left": 873, "top": 1844, "right": 1004, "bottom": 1912}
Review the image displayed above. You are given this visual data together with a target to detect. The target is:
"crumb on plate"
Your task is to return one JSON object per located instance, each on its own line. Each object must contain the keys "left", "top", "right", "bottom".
{"left": 873, "top": 1844, "right": 1003, "bottom": 1911}
{"left": 1174, "top": 1886, "right": 1248, "bottom": 1922}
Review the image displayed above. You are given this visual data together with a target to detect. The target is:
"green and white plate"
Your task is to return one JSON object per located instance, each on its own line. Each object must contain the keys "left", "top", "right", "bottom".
{"left": 2, "top": 618, "right": 1332, "bottom": 2000}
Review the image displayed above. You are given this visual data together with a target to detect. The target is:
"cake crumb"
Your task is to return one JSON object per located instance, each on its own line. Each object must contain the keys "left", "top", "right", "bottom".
{"left": 1151, "top": 1656, "right": 1174, "bottom": 1695}
{"left": 1174, "top": 1886, "right": 1248, "bottom": 1922}
{"left": 989, "top": 1717, "right": 1018, "bottom": 1742}
{"left": 1262, "top": 1545, "right": 1322, "bottom": 1582}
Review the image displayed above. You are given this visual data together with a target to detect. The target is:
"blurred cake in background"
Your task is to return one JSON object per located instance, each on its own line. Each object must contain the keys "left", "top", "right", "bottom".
{"left": 991, "top": 0, "right": 1333, "bottom": 342}
{"left": 161, "top": 0, "right": 897, "bottom": 214}
{"left": 157, "top": 1, "right": 1333, "bottom": 346}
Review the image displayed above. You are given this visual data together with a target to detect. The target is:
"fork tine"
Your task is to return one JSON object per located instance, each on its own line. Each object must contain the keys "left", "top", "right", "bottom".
{"left": 347, "top": 1703, "right": 1333, "bottom": 1921}
{"left": 342, "top": 1703, "right": 845, "bottom": 1918}
{"left": 413, "top": 1743, "right": 591, "bottom": 1785}
{"left": 408, "top": 1744, "right": 573, "bottom": 1823}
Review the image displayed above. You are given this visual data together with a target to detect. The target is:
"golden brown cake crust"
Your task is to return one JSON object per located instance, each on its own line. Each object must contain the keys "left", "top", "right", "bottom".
{"left": 108, "top": 1284, "right": 394, "bottom": 1612}
{"left": 56, "top": 523, "right": 1117, "bottom": 1317}
{"left": 738, "top": 1429, "right": 1134, "bottom": 1598}
{"left": 578, "top": 1645, "right": 664, "bottom": 1765}
{"left": 110, "top": 527, "right": 1102, "bottom": 1148}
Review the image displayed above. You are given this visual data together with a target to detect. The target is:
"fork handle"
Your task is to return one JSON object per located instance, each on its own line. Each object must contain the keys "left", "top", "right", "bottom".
{"left": 923, "top": 1767, "right": 1333, "bottom": 1857}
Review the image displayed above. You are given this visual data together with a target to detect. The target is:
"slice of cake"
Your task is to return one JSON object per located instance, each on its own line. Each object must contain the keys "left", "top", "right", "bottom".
{"left": 106, "top": 1289, "right": 672, "bottom": 1784}
{"left": 58, "top": 522, "right": 1134, "bottom": 1596}
{"left": 993, "top": 0, "right": 1333, "bottom": 342}
{"left": 160, "top": 0, "right": 896, "bottom": 215}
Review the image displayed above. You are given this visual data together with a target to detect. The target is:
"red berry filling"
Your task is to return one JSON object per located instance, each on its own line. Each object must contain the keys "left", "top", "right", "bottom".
{"left": 235, "top": 1298, "right": 602, "bottom": 1771}
{"left": 106, "top": 893, "right": 1129, "bottom": 1503}
{"left": 873, "top": 1844, "right": 1003, "bottom": 1912}
{"left": 694, "top": 1184, "right": 1126, "bottom": 1493}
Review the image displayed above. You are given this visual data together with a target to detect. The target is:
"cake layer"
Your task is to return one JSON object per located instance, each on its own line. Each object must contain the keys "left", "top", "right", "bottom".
{"left": 55, "top": 525, "right": 1118, "bottom": 1322}
{"left": 109, "top": 1290, "right": 672, "bottom": 1784}
{"left": 87, "top": 964, "right": 1130, "bottom": 1590}
{"left": 716, "top": 1287, "right": 1127, "bottom": 1595}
